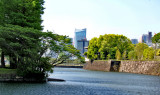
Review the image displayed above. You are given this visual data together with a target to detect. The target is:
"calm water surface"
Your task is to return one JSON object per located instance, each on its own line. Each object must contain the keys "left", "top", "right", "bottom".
{"left": 0, "top": 67, "right": 160, "bottom": 95}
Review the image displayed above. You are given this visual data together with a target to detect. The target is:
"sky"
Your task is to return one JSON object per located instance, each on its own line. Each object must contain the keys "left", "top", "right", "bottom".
{"left": 42, "top": 0, "right": 160, "bottom": 40}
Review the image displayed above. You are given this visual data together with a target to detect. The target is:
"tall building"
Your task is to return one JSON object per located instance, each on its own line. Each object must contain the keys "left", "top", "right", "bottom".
{"left": 142, "top": 34, "right": 148, "bottom": 43}
{"left": 148, "top": 32, "right": 152, "bottom": 43}
{"left": 131, "top": 39, "right": 138, "bottom": 44}
{"left": 74, "top": 28, "right": 86, "bottom": 48}
{"left": 77, "top": 39, "right": 89, "bottom": 56}
{"left": 139, "top": 31, "right": 152, "bottom": 46}
{"left": 74, "top": 28, "right": 89, "bottom": 56}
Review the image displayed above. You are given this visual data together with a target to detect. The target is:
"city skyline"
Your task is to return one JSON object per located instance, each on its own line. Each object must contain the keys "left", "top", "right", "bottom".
{"left": 42, "top": 0, "right": 160, "bottom": 40}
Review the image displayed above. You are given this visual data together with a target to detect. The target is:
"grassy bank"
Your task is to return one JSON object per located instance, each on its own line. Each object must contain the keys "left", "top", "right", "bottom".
{"left": 0, "top": 68, "right": 16, "bottom": 74}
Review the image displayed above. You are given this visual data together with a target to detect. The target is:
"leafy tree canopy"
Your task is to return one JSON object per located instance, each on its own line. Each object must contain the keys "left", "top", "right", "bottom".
{"left": 0, "top": 24, "right": 82, "bottom": 79}
{"left": 1, "top": 0, "right": 44, "bottom": 30}
{"left": 143, "top": 47, "right": 154, "bottom": 60}
{"left": 152, "top": 32, "right": 160, "bottom": 43}
{"left": 134, "top": 43, "right": 149, "bottom": 60}
{"left": 86, "top": 34, "right": 134, "bottom": 60}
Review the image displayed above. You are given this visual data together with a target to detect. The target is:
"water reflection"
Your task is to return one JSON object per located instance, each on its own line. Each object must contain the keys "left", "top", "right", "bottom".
{"left": 0, "top": 67, "right": 160, "bottom": 95}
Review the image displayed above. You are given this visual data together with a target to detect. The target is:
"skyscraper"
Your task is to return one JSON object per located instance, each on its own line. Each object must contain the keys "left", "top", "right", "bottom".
{"left": 77, "top": 39, "right": 89, "bottom": 56}
{"left": 139, "top": 31, "right": 152, "bottom": 46}
{"left": 142, "top": 34, "right": 148, "bottom": 43}
{"left": 148, "top": 32, "right": 152, "bottom": 46}
{"left": 148, "top": 32, "right": 152, "bottom": 43}
{"left": 74, "top": 28, "right": 86, "bottom": 48}
{"left": 131, "top": 39, "right": 138, "bottom": 44}
{"left": 74, "top": 28, "right": 89, "bottom": 56}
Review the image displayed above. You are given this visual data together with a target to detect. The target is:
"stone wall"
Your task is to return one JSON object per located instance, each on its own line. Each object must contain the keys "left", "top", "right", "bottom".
{"left": 83, "top": 60, "right": 111, "bottom": 72}
{"left": 119, "top": 61, "right": 160, "bottom": 76}
{"left": 84, "top": 60, "right": 160, "bottom": 76}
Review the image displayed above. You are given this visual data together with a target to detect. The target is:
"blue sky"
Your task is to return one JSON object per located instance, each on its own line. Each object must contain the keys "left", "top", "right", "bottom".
{"left": 42, "top": 0, "right": 160, "bottom": 40}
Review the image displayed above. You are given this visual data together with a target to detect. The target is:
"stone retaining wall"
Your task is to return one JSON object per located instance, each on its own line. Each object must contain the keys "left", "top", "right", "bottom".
{"left": 120, "top": 61, "right": 160, "bottom": 76}
{"left": 84, "top": 60, "right": 160, "bottom": 76}
{"left": 83, "top": 60, "right": 111, "bottom": 71}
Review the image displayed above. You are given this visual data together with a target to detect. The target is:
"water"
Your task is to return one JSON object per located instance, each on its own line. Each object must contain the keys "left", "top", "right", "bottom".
{"left": 0, "top": 67, "right": 160, "bottom": 95}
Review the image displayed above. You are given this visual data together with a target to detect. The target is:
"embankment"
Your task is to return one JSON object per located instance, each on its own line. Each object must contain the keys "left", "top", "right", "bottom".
{"left": 84, "top": 60, "right": 111, "bottom": 71}
{"left": 120, "top": 61, "right": 160, "bottom": 76}
{"left": 83, "top": 60, "right": 160, "bottom": 76}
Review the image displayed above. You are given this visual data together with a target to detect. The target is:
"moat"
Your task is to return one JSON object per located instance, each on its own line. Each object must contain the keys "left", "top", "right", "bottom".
{"left": 0, "top": 67, "right": 160, "bottom": 95}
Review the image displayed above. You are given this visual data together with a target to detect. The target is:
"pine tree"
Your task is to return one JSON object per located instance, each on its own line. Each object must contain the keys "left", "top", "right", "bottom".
{"left": 0, "top": 0, "right": 45, "bottom": 68}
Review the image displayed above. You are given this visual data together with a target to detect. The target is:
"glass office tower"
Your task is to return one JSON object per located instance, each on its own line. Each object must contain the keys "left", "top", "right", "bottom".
{"left": 74, "top": 28, "right": 86, "bottom": 48}
{"left": 131, "top": 39, "right": 138, "bottom": 44}
{"left": 77, "top": 39, "right": 89, "bottom": 56}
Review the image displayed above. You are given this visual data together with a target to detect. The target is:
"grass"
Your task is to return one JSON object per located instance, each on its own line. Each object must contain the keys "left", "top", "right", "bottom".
{"left": 0, "top": 68, "right": 17, "bottom": 74}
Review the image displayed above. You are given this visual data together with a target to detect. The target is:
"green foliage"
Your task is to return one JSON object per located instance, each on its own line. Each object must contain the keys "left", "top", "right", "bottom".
{"left": 86, "top": 34, "right": 133, "bottom": 60}
{"left": 156, "top": 49, "right": 160, "bottom": 56}
{"left": 0, "top": 0, "right": 83, "bottom": 80}
{"left": 134, "top": 43, "right": 149, "bottom": 60}
{"left": 152, "top": 33, "right": 160, "bottom": 50}
{"left": 143, "top": 47, "right": 154, "bottom": 60}
{"left": 0, "top": 25, "right": 82, "bottom": 79}
{"left": 107, "top": 54, "right": 111, "bottom": 60}
{"left": 86, "top": 37, "right": 99, "bottom": 60}
{"left": 115, "top": 49, "right": 121, "bottom": 60}
{"left": 84, "top": 52, "right": 87, "bottom": 56}
{"left": 122, "top": 50, "right": 127, "bottom": 60}
{"left": 0, "top": 25, "right": 45, "bottom": 76}
{"left": 0, "top": 68, "right": 16, "bottom": 74}
{"left": 1, "top": 0, "right": 44, "bottom": 30}
{"left": 128, "top": 50, "right": 136, "bottom": 60}
{"left": 152, "top": 32, "right": 160, "bottom": 43}
{"left": 0, "top": 0, "right": 4, "bottom": 25}
{"left": 73, "top": 57, "right": 85, "bottom": 64}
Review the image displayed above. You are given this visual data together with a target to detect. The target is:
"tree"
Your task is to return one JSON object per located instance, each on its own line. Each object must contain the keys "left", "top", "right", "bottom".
{"left": 0, "top": 0, "right": 45, "bottom": 68}
{"left": 115, "top": 49, "right": 121, "bottom": 60}
{"left": 152, "top": 32, "right": 160, "bottom": 45}
{"left": 0, "top": 0, "right": 83, "bottom": 80}
{"left": 122, "top": 50, "right": 127, "bottom": 60}
{"left": 0, "top": 25, "right": 82, "bottom": 79}
{"left": 156, "top": 49, "right": 160, "bottom": 56}
{"left": 143, "top": 47, "right": 154, "bottom": 60}
{"left": 2, "top": 0, "right": 44, "bottom": 30}
{"left": 0, "top": 0, "right": 4, "bottom": 25}
{"left": 0, "top": 25, "right": 43, "bottom": 69}
{"left": 86, "top": 37, "right": 99, "bottom": 60}
{"left": 134, "top": 43, "right": 148, "bottom": 60}
{"left": 86, "top": 34, "right": 133, "bottom": 60}
{"left": 128, "top": 50, "right": 136, "bottom": 60}
{"left": 152, "top": 32, "right": 160, "bottom": 58}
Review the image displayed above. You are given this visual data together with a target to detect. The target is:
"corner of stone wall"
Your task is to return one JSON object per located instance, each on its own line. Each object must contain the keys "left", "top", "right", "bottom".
{"left": 83, "top": 60, "right": 111, "bottom": 72}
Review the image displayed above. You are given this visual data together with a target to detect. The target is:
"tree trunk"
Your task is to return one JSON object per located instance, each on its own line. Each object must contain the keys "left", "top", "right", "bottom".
{"left": 9, "top": 54, "right": 13, "bottom": 68}
{"left": 13, "top": 55, "right": 17, "bottom": 68}
{"left": 9, "top": 54, "right": 17, "bottom": 69}
{"left": 1, "top": 51, "right": 5, "bottom": 68}
{"left": 154, "top": 43, "right": 157, "bottom": 59}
